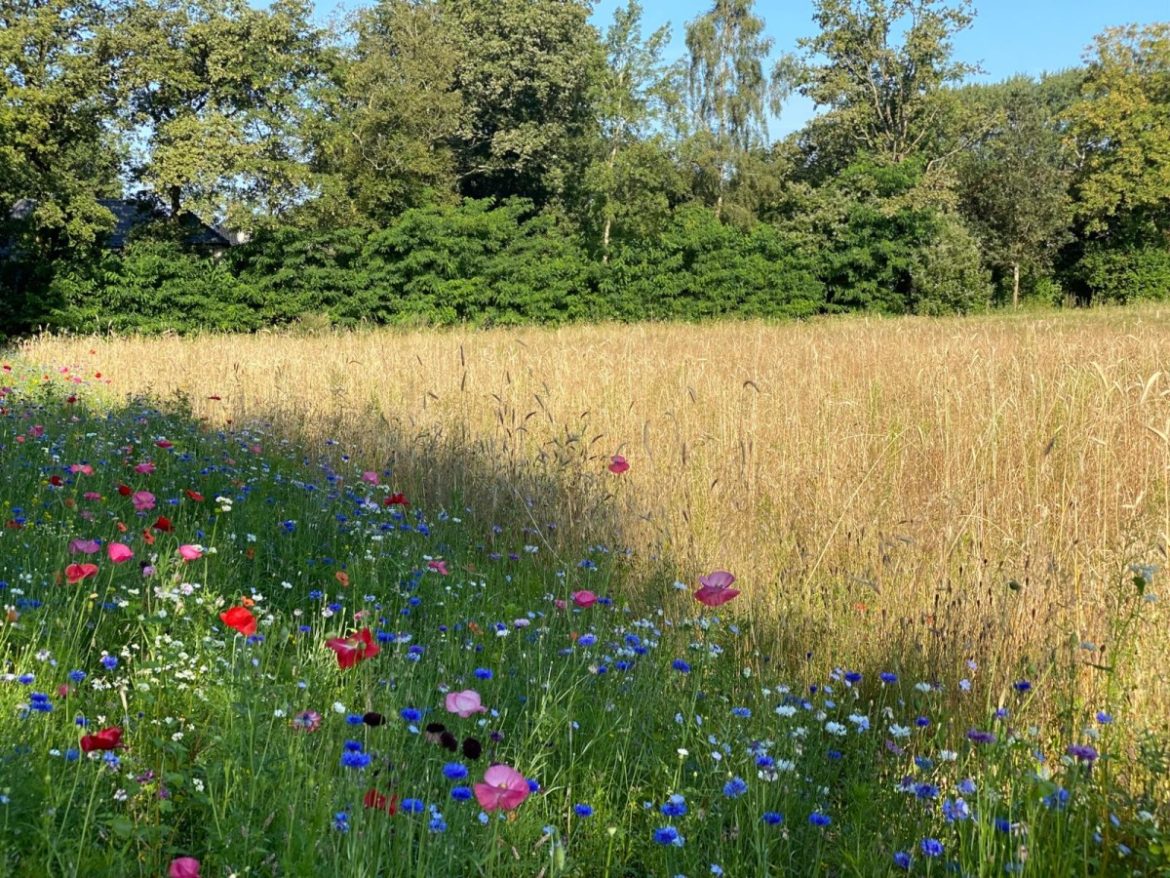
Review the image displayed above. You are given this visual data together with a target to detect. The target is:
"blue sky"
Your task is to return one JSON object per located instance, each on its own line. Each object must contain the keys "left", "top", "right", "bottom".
{"left": 315, "top": 0, "right": 1168, "bottom": 137}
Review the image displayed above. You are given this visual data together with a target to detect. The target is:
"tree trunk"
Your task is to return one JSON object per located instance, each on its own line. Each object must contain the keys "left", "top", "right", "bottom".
{"left": 1012, "top": 262, "right": 1020, "bottom": 309}
{"left": 169, "top": 185, "right": 181, "bottom": 219}
{"left": 601, "top": 142, "right": 619, "bottom": 265}
{"left": 715, "top": 191, "right": 723, "bottom": 221}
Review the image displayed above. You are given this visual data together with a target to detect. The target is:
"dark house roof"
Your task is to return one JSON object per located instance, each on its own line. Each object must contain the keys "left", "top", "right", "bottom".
{"left": 97, "top": 198, "right": 232, "bottom": 251}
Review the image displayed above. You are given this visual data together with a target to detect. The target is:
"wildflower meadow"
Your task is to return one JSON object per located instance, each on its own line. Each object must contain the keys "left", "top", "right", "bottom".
{"left": 3, "top": 314, "right": 1170, "bottom": 876}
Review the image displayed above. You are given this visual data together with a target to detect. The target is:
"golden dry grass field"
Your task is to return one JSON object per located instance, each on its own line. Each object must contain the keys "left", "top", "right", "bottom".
{"left": 21, "top": 308, "right": 1170, "bottom": 723}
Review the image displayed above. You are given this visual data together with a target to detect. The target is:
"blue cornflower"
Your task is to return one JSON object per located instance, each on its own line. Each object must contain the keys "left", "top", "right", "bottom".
{"left": 401, "top": 707, "right": 422, "bottom": 723}
{"left": 577, "top": 634, "right": 597, "bottom": 647}
{"left": 653, "top": 826, "right": 684, "bottom": 847}
{"left": 428, "top": 815, "right": 447, "bottom": 833}
{"left": 17, "top": 674, "right": 33, "bottom": 685}
{"left": 64, "top": 748, "right": 79, "bottom": 762}
{"left": 762, "top": 811, "right": 783, "bottom": 825}
{"left": 893, "top": 851, "right": 912, "bottom": 869}
{"left": 723, "top": 777, "right": 748, "bottom": 798}
{"left": 474, "top": 668, "right": 493, "bottom": 680}
{"left": 67, "top": 670, "right": 86, "bottom": 684}
{"left": 340, "top": 751, "right": 371, "bottom": 769}
{"left": 1096, "top": 710, "right": 1113, "bottom": 724}
{"left": 880, "top": 672, "right": 897, "bottom": 684}
{"left": 914, "top": 783, "right": 939, "bottom": 800}
{"left": 346, "top": 714, "right": 364, "bottom": 725}
{"left": 442, "top": 763, "right": 469, "bottom": 781}
{"left": 943, "top": 798, "right": 971, "bottom": 822}
{"left": 1013, "top": 680, "right": 1032, "bottom": 693}
{"left": 574, "top": 803, "right": 594, "bottom": 818}
{"left": 672, "top": 659, "right": 691, "bottom": 674}
{"left": 401, "top": 798, "right": 425, "bottom": 814}
{"left": 661, "top": 795, "right": 687, "bottom": 818}
{"left": 844, "top": 671, "right": 862, "bottom": 684}
{"left": 920, "top": 838, "right": 943, "bottom": 857}
{"left": 995, "top": 817, "right": 1012, "bottom": 833}
{"left": 809, "top": 811, "right": 831, "bottom": 827}
{"left": 957, "top": 778, "right": 977, "bottom": 795}
{"left": 451, "top": 786, "right": 473, "bottom": 801}
{"left": 100, "top": 656, "right": 118, "bottom": 671}
{"left": 333, "top": 811, "right": 349, "bottom": 833}
{"left": 731, "top": 707, "right": 751, "bottom": 718}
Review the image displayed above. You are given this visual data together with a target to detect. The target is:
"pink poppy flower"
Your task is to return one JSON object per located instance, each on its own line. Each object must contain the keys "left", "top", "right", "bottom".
{"left": 107, "top": 543, "right": 133, "bottom": 564}
{"left": 693, "top": 570, "right": 740, "bottom": 608}
{"left": 131, "top": 491, "right": 155, "bottom": 512}
{"left": 572, "top": 590, "right": 597, "bottom": 609}
{"left": 427, "top": 559, "right": 449, "bottom": 575}
{"left": 608, "top": 454, "right": 630, "bottom": 474}
{"left": 178, "top": 544, "right": 203, "bottom": 561}
{"left": 362, "top": 471, "right": 379, "bottom": 484}
{"left": 156, "top": 440, "right": 174, "bottom": 449}
{"left": 325, "top": 628, "right": 381, "bottom": 669}
{"left": 83, "top": 491, "right": 102, "bottom": 501}
{"left": 69, "top": 538, "right": 101, "bottom": 555}
{"left": 445, "top": 689, "right": 487, "bottom": 718}
{"left": 168, "top": 857, "right": 201, "bottom": 878}
{"left": 69, "top": 463, "right": 94, "bottom": 475}
{"left": 474, "top": 764, "right": 530, "bottom": 812}
{"left": 134, "top": 462, "right": 155, "bottom": 474}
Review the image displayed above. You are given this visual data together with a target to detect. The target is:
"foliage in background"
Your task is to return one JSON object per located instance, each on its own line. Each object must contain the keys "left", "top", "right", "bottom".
{"left": 2, "top": 0, "right": 1170, "bottom": 335}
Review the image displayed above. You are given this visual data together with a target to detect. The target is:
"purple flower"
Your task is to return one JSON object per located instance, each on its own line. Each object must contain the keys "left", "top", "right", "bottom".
{"left": 967, "top": 728, "right": 996, "bottom": 745}
{"left": 1067, "top": 743, "right": 1099, "bottom": 763}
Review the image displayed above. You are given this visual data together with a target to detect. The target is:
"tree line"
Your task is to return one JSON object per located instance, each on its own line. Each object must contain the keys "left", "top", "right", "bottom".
{"left": 1, "top": 0, "right": 1168, "bottom": 334}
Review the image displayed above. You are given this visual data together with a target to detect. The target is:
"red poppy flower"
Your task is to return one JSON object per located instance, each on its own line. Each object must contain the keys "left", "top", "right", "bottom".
{"left": 220, "top": 606, "right": 257, "bottom": 637}
{"left": 156, "top": 440, "right": 174, "bottom": 449}
{"left": 185, "top": 490, "right": 204, "bottom": 502}
{"left": 325, "top": 628, "right": 381, "bottom": 669}
{"left": 49, "top": 475, "right": 64, "bottom": 487}
{"left": 384, "top": 493, "right": 409, "bottom": 507}
{"left": 117, "top": 484, "right": 132, "bottom": 496}
{"left": 153, "top": 516, "right": 173, "bottom": 532}
{"left": 80, "top": 726, "right": 122, "bottom": 753}
{"left": 363, "top": 788, "right": 398, "bottom": 815}
{"left": 65, "top": 563, "right": 99, "bottom": 584}
{"left": 335, "top": 571, "right": 350, "bottom": 587}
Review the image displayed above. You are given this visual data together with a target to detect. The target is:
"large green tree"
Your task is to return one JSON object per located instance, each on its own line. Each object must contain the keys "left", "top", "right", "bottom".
{"left": 441, "top": 0, "right": 603, "bottom": 209}
{"left": 0, "top": 0, "right": 119, "bottom": 251}
{"left": 1067, "top": 23, "right": 1170, "bottom": 237}
{"left": 957, "top": 74, "right": 1077, "bottom": 306}
{"left": 107, "top": 0, "right": 328, "bottom": 227}
{"left": 680, "top": 0, "right": 777, "bottom": 222}
{"left": 585, "top": 0, "right": 679, "bottom": 258}
{"left": 789, "top": 0, "right": 978, "bottom": 168}
{"left": 312, "top": 0, "right": 463, "bottom": 225}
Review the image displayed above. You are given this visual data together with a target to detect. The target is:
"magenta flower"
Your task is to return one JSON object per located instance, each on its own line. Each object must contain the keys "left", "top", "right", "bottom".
{"left": 474, "top": 764, "right": 530, "bottom": 812}
{"left": 107, "top": 542, "right": 133, "bottom": 564}
{"left": 608, "top": 454, "right": 630, "bottom": 474}
{"left": 362, "top": 471, "right": 379, "bottom": 484}
{"left": 572, "top": 590, "right": 597, "bottom": 609}
{"left": 69, "top": 463, "right": 94, "bottom": 475}
{"left": 427, "top": 559, "right": 449, "bottom": 575}
{"left": 69, "top": 538, "right": 101, "bottom": 555}
{"left": 445, "top": 689, "right": 487, "bottom": 718}
{"left": 168, "top": 857, "right": 201, "bottom": 878}
{"left": 134, "top": 462, "right": 155, "bottom": 474}
{"left": 178, "top": 544, "right": 203, "bottom": 561}
{"left": 131, "top": 491, "right": 156, "bottom": 512}
{"left": 694, "top": 570, "right": 740, "bottom": 607}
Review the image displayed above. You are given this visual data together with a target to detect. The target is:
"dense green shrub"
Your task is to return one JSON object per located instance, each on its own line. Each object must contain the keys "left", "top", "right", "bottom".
{"left": 1080, "top": 243, "right": 1170, "bottom": 304}
{"left": 48, "top": 241, "right": 264, "bottom": 334}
